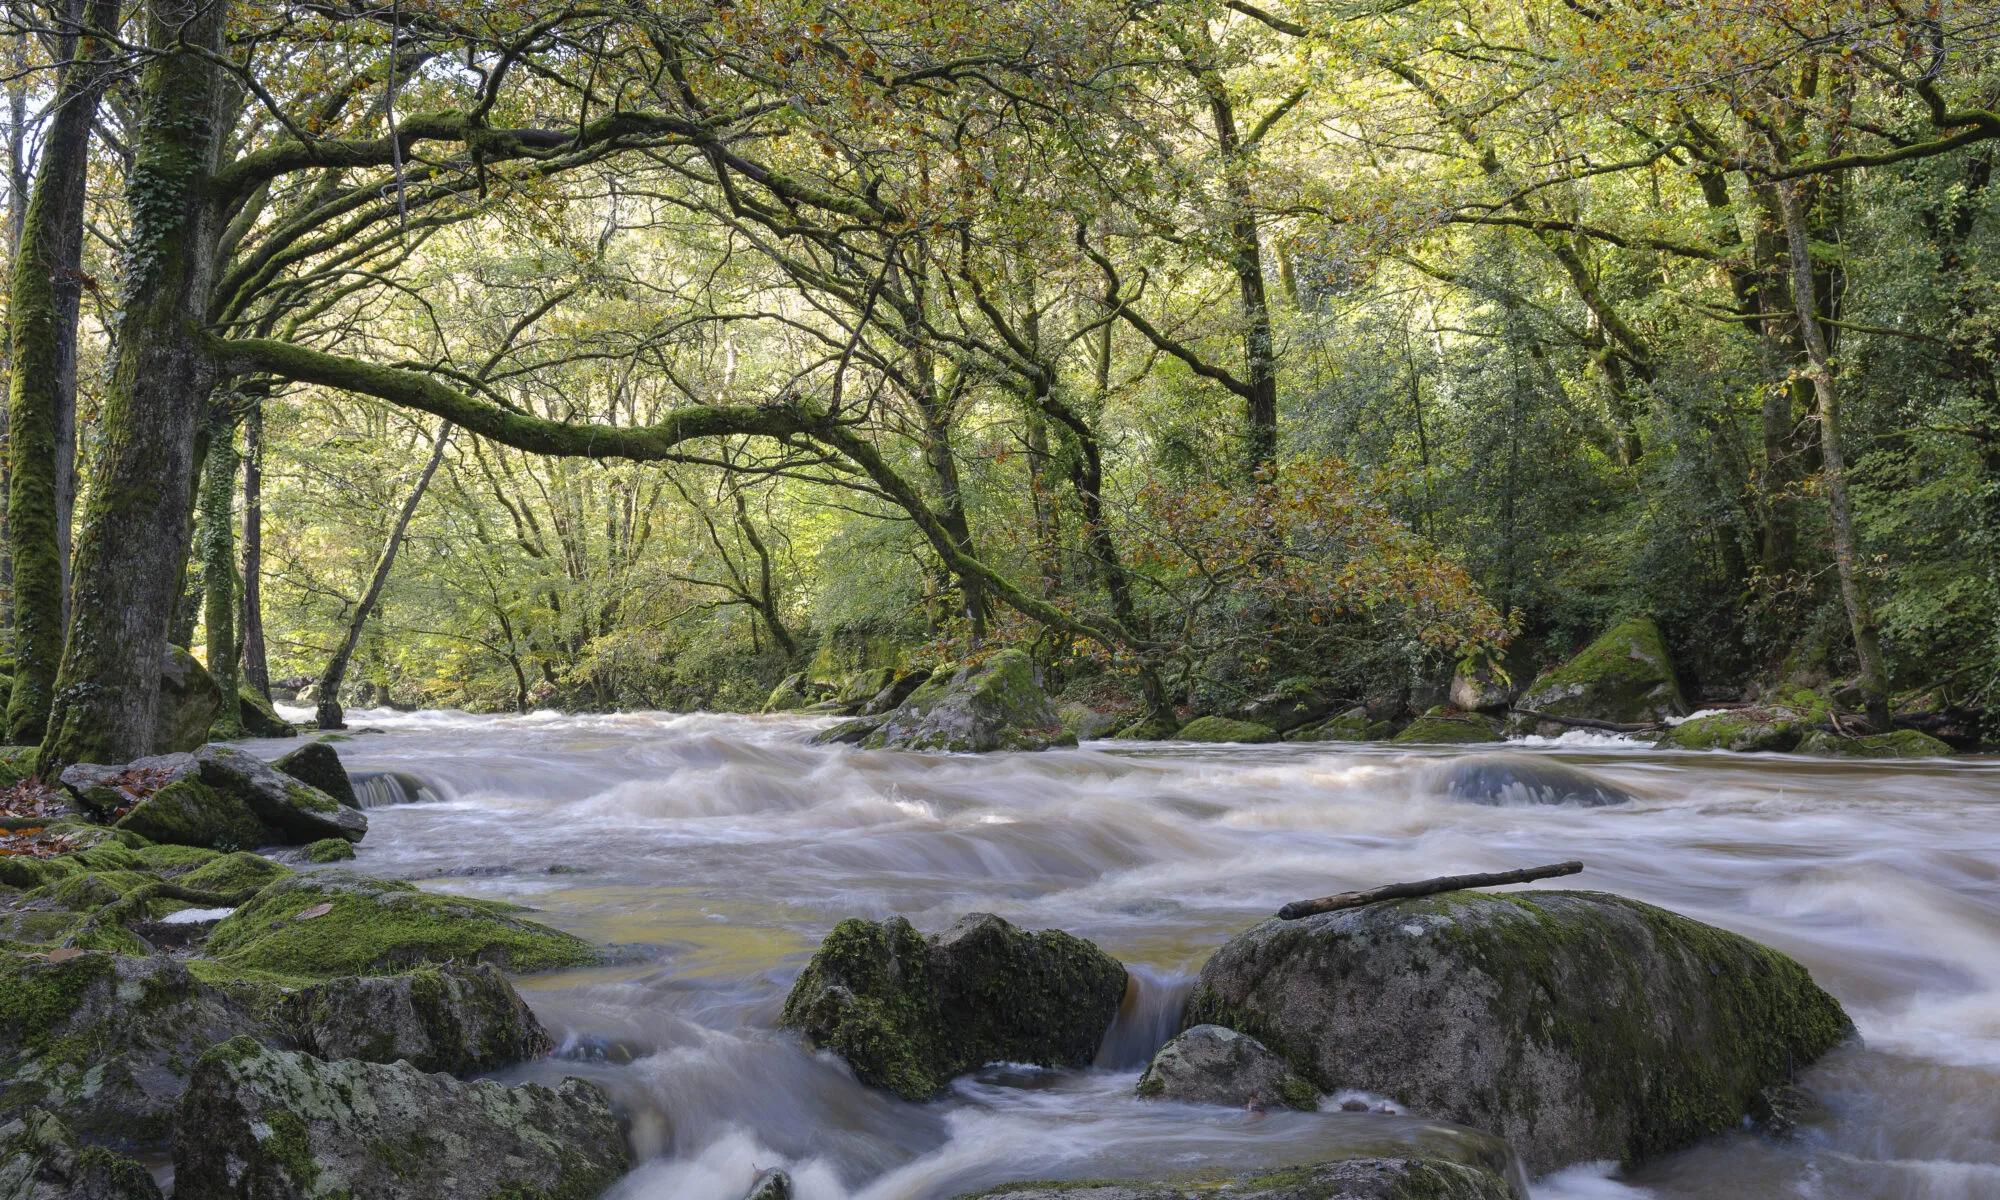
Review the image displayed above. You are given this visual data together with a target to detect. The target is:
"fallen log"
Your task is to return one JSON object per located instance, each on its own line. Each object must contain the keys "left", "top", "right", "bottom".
{"left": 1509, "top": 708, "right": 1657, "bottom": 733}
{"left": 1277, "top": 860, "right": 1584, "bottom": 920}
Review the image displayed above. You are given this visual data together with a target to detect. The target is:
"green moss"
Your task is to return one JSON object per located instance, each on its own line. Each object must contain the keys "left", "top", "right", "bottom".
{"left": 305, "top": 838, "right": 357, "bottom": 862}
{"left": 238, "top": 688, "right": 296, "bottom": 738}
{"left": 1111, "top": 716, "right": 1181, "bottom": 740}
{"left": 1175, "top": 716, "right": 1280, "bottom": 744}
{"left": 1797, "top": 728, "right": 1953, "bottom": 758}
{"left": 114, "top": 778, "right": 271, "bottom": 849}
{"left": 259, "top": 1107, "right": 322, "bottom": 1191}
{"left": 0, "top": 950, "right": 116, "bottom": 1049}
{"left": 1286, "top": 713, "right": 1382, "bottom": 741}
{"left": 1391, "top": 709, "right": 1505, "bottom": 744}
{"left": 1520, "top": 616, "right": 1683, "bottom": 722}
{"left": 180, "top": 851, "right": 293, "bottom": 895}
{"left": 49, "top": 868, "right": 158, "bottom": 911}
{"left": 133, "top": 843, "right": 223, "bottom": 872}
{"left": 782, "top": 917, "right": 941, "bottom": 1099}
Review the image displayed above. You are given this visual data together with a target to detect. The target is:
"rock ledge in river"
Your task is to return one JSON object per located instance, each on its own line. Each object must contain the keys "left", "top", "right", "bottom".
{"left": 1515, "top": 616, "right": 1683, "bottom": 730}
{"left": 952, "top": 1157, "right": 1515, "bottom": 1200}
{"left": 862, "top": 650, "right": 1075, "bottom": 752}
{"left": 287, "top": 963, "right": 553, "bottom": 1075}
{"left": 1135, "top": 1024, "right": 1316, "bottom": 1110}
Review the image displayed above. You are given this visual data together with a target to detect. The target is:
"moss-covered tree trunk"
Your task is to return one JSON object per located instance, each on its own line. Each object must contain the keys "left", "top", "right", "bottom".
{"left": 200, "top": 414, "right": 243, "bottom": 737}
{"left": 241, "top": 399, "right": 270, "bottom": 700}
{"left": 41, "top": 0, "right": 229, "bottom": 769}
{"left": 5, "top": 0, "right": 123, "bottom": 745}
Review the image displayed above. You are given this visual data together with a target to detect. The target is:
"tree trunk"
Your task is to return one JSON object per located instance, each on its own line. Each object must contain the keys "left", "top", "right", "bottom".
{"left": 200, "top": 414, "right": 244, "bottom": 736}
{"left": 1775, "top": 178, "right": 1890, "bottom": 730}
{"left": 6, "top": 0, "right": 122, "bottom": 745}
{"left": 241, "top": 399, "right": 270, "bottom": 699}
{"left": 316, "top": 421, "right": 451, "bottom": 730}
{"left": 41, "top": 0, "right": 229, "bottom": 769}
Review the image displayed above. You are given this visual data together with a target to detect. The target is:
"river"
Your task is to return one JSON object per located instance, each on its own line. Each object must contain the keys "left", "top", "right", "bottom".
{"left": 268, "top": 707, "right": 2000, "bottom": 1200}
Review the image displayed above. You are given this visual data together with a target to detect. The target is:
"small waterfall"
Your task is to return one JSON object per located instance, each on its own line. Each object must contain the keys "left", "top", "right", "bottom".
{"left": 347, "top": 770, "right": 440, "bottom": 808}
{"left": 1094, "top": 965, "right": 1195, "bottom": 1069}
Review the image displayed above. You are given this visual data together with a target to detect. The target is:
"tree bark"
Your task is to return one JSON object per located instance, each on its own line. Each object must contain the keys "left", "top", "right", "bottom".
{"left": 7, "top": 0, "right": 124, "bottom": 745}
{"left": 1774, "top": 178, "right": 1890, "bottom": 730}
{"left": 41, "top": 0, "right": 229, "bottom": 769}
{"left": 315, "top": 420, "right": 451, "bottom": 730}
{"left": 241, "top": 399, "right": 270, "bottom": 699}
{"left": 199, "top": 413, "right": 244, "bottom": 736}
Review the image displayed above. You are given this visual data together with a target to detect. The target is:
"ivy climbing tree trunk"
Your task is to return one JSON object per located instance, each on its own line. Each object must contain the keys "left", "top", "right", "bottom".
{"left": 200, "top": 413, "right": 244, "bottom": 737}
{"left": 41, "top": 0, "right": 229, "bottom": 769}
{"left": 6, "top": 0, "right": 123, "bottom": 745}
{"left": 315, "top": 421, "right": 451, "bottom": 730}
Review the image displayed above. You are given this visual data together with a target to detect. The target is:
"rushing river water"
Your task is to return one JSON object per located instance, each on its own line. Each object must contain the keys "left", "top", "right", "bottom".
{"left": 263, "top": 707, "right": 2000, "bottom": 1200}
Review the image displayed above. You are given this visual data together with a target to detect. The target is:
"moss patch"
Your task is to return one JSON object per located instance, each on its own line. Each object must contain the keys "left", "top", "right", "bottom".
{"left": 114, "top": 779, "right": 271, "bottom": 850}
{"left": 305, "top": 838, "right": 356, "bottom": 862}
{"left": 1175, "top": 716, "right": 1280, "bottom": 744}
{"left": 179, "top": 851, "right": 292, "bottom": 896}
{"left": 1519, "top": 616, "right": 1683, "bottom": 723}
{"left": 1797, "top": 728, "right": 1953, "bottom": 758}
{"left": 1391, "top": 709, "right": 1505, "bottom": 745}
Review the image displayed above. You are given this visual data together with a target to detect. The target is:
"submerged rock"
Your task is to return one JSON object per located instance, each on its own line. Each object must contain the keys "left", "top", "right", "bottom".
{"left": 745, "top": 1168, "right": 794, "bottom": 1200}
{"left": 202, "top": 870, "right": 598, "bottom": 980}
{"left": 1183, "top": 890, "right": 1852, "bottom": 1174}
{"left": 287, "top": 963, "right": 552, "bottom": 1075}
{"left": 0, "top": 1108, "right": 162, "bottom": 1200}
{"left": 156, "top": 645, "right": 223, "bottom": 754}
{"left": 1796, "top": 728, "right": 1953, "bottom": 758}
{"left": 1135, "top": 1024, "right": 1315, "bottom": 1111}
{"left": 1389, "top": 708, "right": 1505, "bottom": 745}
{"left": 0, "top": 951, "right": 270, "bottom": 1150}
{"left": 272, "top": 740, "right": 359, "bottom": 808}
{"left": 863, "top": 650, "right": 1075, "bottom": 753}
{"left": 781, "top": 912, "right": 1127, "bottom": 1100}
{"left": 1430, "top": 753, "right": 1635, "bottom": 806}
{"left": 1515, "top": 616, "right": 1684, "bottom": 731}
{"left": 953, "top": 1158, "right": 1515, "bottom": 1200}
{"left": 1176, "top": 715, "right": 1281, "bottom": 744}
{"left": 172, "top": 1038, "right": 628, "bottom": 1200}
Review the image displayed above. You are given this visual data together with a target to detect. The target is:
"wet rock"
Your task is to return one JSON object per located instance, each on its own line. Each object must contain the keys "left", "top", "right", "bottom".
{"left": 1796, "top": 728, "right": 1953, "bottom": 758}
{"left": 863, "top": 668, "right": 933, "bottom": 716}
{"left": 0, "top": 950, "right": 272, "bottom": 1150}
{"left": 287, "top": 963, "right": 552, "bottom": 1074}
{"left": 745, "top": 1167, "right": 794, "bottom": 1200}
{"left": 1111, "top": 715, "right": 1181, "bottom": 741}
{"left": 1286, "top": 709, "right": 1389, "bottom": 742}
{"left": 1430, "top": 753, "right": 1635, "bottom": 806}
{"left": 1231, "top": 683, "right": 1331, "bottom": 733}
{"left": 114, "top": 776, "right": 271, "bottom": 851}
{"left": 781, "top": 912, "right": 1127, "bottom": 1101}
{"left": 171, "top": 1038, "right": 628, "bottom": 1200}
{"left": 1183, "top": 890, "right": 1853, "bottom": 1174}
{"left": 1058, "top": 702, "right": 1128, "bottom": 740}
{"left": 155, "top": 645, "right": 222, "bottom": 754}
{"left": 0, "top": 1108, "right": 162, "bottom": 1200}
{"left": 272, "top": 740, "right": 359, "bottom": 808}
{"left": 762, "top": 672, "right": 814, "bottom": 713}
{"left": 1176, "top": 716, "right": 1281, "bottom": 744}
{"left": 809, "top": 715, "right": 886, "bottom": 746}
{"left": 304, "top": 837, "right": 356, "bottom": 862}
{"left": 179, "top": 849, "right": 293, "bottom": 895}
{"left": 1449, "top": 659, "right": 1514, "bottom": 714}
{"left": 1654, "top": 689, "right": 1833, "bottom": 753}
{"left": 1135, "top": 1024, "right": 1315, "bottom": 1110}
{"left": 863, "top": 650, "right": 1075, "bottom": 753}
{"left": 1389, "top": 708, "right": 1505, "bottom": 745}
{"left": 952, "top": 1158, "right": 1515, "bottom": 1200}
{"left": 203, "top": 870, "right": 598, "bottom": 981}
{"left": 237, "top": 689, "right": 296, "bottom": 738}
{"left": 61, "top": 753, "right": 198, "bottom": 821}
{"left": 191, "top": 744, "right": 366, "bottom": 844}
{"left": 1515, "top": 616, "right": 1683, "bottom": 731}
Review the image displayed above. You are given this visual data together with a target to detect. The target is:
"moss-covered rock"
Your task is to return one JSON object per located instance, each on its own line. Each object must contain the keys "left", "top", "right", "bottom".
{"left": 171, "top": 1038, "right": 628, "bottom": 1200}
{"left": 1057, "top": 703, "right": 1128, "bottom": 740}
{"left": 1135, "top": 1024, "right": 1316, "bottom": 1111}
{"left": 304, "top": 837, "right": 356, "bottom": 862}
{"left": 155, "top": 645, "right": 222, "bottom": 754}
{"left": 1390, "top": 708, "right": 1505, "bottom": 745}
{"left": 271, "top": 740, "right": 358, "bottom": 808}
{"left": 0, "top": 746, "right": 39, "bottom": 790}
{"left": 192, "top": 745, "right": 366, "bottom": 844}
{"left": 1655, "top": 689, "right": 1832, "bottom": 753}
{"left": 0, "top": 951, "right": 272, "bottom": 1151}
{"left": 1182, "top": 890, "right": 1853, "bottom": 1174}
{"left": 862, "top": 650, "right": 1076, "bottom": 753}
{"left": 1286, "top": 711, "right": 1390, "bottom": 742}
{"left": 762, "top": 672, "right": 814, "bottom": 713}
{"left": 1230, "top": 681, "right": 1332, "bottom": 733}
{"left": 203, "top": 871, "right": 598, "bottom": 981}
{"left": 114, "top": 778, "right": 270, "bottom": 851}
{"left": 60, "top": 753, "right": 199, "bottom": 821}
{"left": 808, "top": 715, "right": 886, "bottom": 746}
{"left": 1449, "top": 658, "right": 1514, "bottom": 713}
{"left": 746, "top": 1167, "right": 794, "bottom": 1200}
{"left": 1111, "top": 716, "right": 1181, "bottom": 741}
{"left": 0, "top": 1107, "right": 162, "bottom": 1200}
{"left": 1516, "top": 616, "right": 1684, "bottom": 730}
{"left": 178, "top": 851, "right": 292, "bottom": 896}
{"left": 953, "top": 1158, "right": 1516, "bottom": 1200}
{"left": 1796, "top": 728, "right": 1954, "bottom": 758}
{"left": 1175, "top": 716, "right": 1281, "bottom": 744}
{"left": 861, "top": 667, "right": 933, "bottom": 716}
{"left": 781, "top": 912, "right": 1127, "bottom": 1101}
{"left": 286, "top": 963, "right": 552, "bottom": 1075}
{"left": 237, "top": 689, "right": 296, "bottom": 738}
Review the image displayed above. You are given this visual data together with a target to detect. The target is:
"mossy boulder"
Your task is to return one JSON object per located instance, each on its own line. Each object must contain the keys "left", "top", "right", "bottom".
{"left": 1427, "top": 753, "right": 1635, "bottom": 806}
{"left": 1175, "top": 716, "right": 1281, "bottom": 744}
{"left": 1287, "top": 710, "right": 1390, "bottom": 742}
{"left": 285, "top": 964, "right": 552, "bottom": 1075}
{"left": 0, "top": 1107, "right": 162, "bottom": 1200}
{"left": 155, "top": 645, "right": 222, "bottom": 754}
{"left": 1230, "top": 682, "right": 1332, "bottom": 733}
{"left": 1449, "top": 658, "right": 1514, "bottom": 714}
{"left": 1796, "top": 728, "right": 1954, "bottom": 758}
{"left": 237, "top": 689, "right": 296, "bottom": 738}
{"left": 953, "top": 1158, "right": 1516, "bottom": 1200}
{"left": 1390, "top": 708, "right": 1505, "bottom": 745}
{"left": 191, "top": 745, "right": 366, "bottom": 844}
{"left": 0, "top": 746, "right": 39, "bottom": 790}
{"left": 171, "top": 1039, "right": 628, "bottom": 1200}
{"left": 1516, "top": 616, "right": 1684, "bottom": 730}
{"left": 1111, "top": 715, "right": 1181, "bottom": 741}
{"left": 1057, "top": 702, "right": 1127, "bottom": 740}
{"left": 1182, "top": 890, "right": 1853, "bottom": 1174}
{"left": 178, "top": 851, "right": 292, "bottom": 896}
{"left": 81, "top": 745, "right": 364, "bottom": 849}
{"left": 0, "top": 951, "right": 272, "bottom": 1151}
{"left": 60, "top": 753, "right": 198, "bottom": 821}
{"left": 1135, "top": 1024, "right": 1316, "bottom": 1111}
{"left": 1655, "top": 689, "right": 1831, "bottom": 753}
{"left": 808, "top": 715, "right": 885, "bottom": 746}
{"left": 862, "top": 650, "right": 1076, "bottom": 753}
{"left": 203, "top": 871, "right": 597, "bottom": 981}
{"left": 762, "top": 672, "right": 815, "bottom": 713}
{"left": 304, "top": 837, "right": 356, "bottom": 862}
{"left": 780, "top": 912, "right": 1127, "bottom": 1101}
{"left": 115, "top": 778, "right": 270, "bottom": 851}
{"left": 861, "top": 667, "right": 933, "bottom": 716}
{"left": 271, "top": 740, "right": 358, "bottom": 808}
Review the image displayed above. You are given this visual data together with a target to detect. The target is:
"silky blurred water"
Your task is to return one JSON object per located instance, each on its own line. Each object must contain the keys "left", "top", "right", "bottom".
{"left": 267, "top": 707, "right": 2000, "bottom": 1200}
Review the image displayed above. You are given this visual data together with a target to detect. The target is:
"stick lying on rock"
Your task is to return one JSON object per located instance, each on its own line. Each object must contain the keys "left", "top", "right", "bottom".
{"left": 1277, "top": 860, "right": 1583, "bottom": 920}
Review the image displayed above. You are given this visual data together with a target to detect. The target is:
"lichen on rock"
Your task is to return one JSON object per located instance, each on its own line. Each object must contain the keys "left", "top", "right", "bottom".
{"left": 861, "top": 650, "right": 1076, "bottom": 753}
{"left": 285, "top": 963, "right": 552, "bottom": 1075}
{"left": 0, "top": 1107, "right": 162, "bottom": 1200}
{"left": 781, "top": 912, "right": 1127, "bottom": 1100}
{"left": 1135, "top": 1024, "right": 1316, "bottom": 1110}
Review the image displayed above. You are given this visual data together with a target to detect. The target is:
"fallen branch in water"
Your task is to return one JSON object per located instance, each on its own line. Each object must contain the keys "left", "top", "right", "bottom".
{"left": 1277, "top": 860, "right": 1584, "bottom": 920}
{"left": 1509, "top": 708, "right": 1657, "bottom": 733}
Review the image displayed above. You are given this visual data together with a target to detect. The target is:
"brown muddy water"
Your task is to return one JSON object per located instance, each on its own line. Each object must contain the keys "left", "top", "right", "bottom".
{"left": 264, "top": 708, "right": 2000, "bottom": 1200}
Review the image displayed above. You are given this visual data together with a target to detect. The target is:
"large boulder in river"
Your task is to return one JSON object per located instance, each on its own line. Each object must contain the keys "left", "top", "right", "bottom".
{"left": 1390, "top": 707, "right": 1504, "bottom": 745}
{"left": 72, "top": 744, "right": 364, "bottom": 849}
{"left": 1183, "top": 890, "right": 1852, "bottom": 1174}
{"left": 1176, "top": 715, "right": 1280, "bottom": 744}
{"left": 171, "top": 1038, "right": 628, "bottom": 1200}
{"left": 1427, "top": 753, "right": 1635, "bottom": 806}
{"left": 203, "top": 870, "right": 598, "bottom": 980}
{"left": 0, "top": 1108, "right": 161, "bottom": 1200}
{"left": 191, "top": 744, "right": 365, "bottom": 843}
{"left": 954, "top": 1158, "right": 1515, "bottom": 1200}
{"left": 1135, "top": 1024, "right": 1315, "bottom": 1110}
{"left": 286, "top": 964, "right": 552, "bottom": 1075}
{"left": 1654, "top": 688, "right": 1830, "bottom": 753}
{"left": 155, "top": 645, "right": 223, "bottom": 753}
{"left": 1796, "top": 728, "right": 1953, "bottom": 758}
{"left": 862, "top": 650, "right": 1075, "bottom": 752}
{"left": 272, "top": 740, "right": 359, "bottom": 808}
{"left": 1515, "top": 616, "right": 1683, "bottom": 730}
{"left": 781, "top": 912, "right": 1127, "bottom": 1100}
